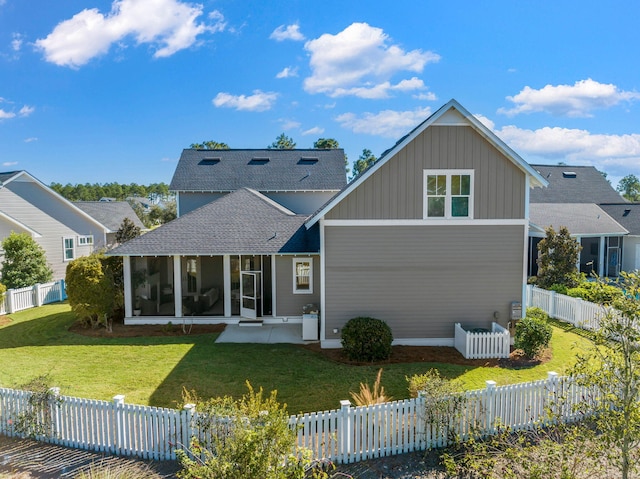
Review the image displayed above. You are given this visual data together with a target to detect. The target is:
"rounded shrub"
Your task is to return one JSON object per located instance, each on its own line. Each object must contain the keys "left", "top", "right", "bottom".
{"left": 514, "top": 309, "right": 552, "bottom": 359}
{"left": 341, "top": 317, "right": 393, "bottom": 362}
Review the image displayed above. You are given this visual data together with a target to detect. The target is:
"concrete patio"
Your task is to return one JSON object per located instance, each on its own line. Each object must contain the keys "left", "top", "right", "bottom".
{"left": 215, "top": 323, "right": 311, "bottom": 344}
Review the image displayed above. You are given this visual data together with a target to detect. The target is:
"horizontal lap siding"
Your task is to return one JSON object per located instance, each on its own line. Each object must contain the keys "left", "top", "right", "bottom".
{"left": 275, "top": 255, "right": 321, "bottom": 316}
{"left": 324, "top": 225, "right": 524, "bottom": 340}
{"left": 326, "top": 126, "right": 526, "bottom": 220}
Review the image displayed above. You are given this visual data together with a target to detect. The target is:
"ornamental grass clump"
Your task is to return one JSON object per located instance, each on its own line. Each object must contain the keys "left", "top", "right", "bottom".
{"left": 341, "top": 316, "right": 393, "bottom": 362}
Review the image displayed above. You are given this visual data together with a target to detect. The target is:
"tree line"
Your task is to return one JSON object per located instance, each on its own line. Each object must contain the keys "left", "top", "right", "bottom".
{"left": 49, "top": 182, "right": 172, "bottom": 203}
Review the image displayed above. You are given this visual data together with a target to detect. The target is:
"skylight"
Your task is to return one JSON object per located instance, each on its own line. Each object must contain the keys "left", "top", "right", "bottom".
{"left": 249, "top": 158, "right": 270, "bottom": 165}
{"left": 298, "top": 157, "right": 319, "bottom": 165}
{"left": 199, "top": 158, "right": 220, "bottom": 165}
{"left": 562, "top": 171, "right": 577, "bottom": 178}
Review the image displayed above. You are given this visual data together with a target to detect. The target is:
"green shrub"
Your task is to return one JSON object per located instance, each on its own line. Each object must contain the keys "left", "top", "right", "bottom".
{"left": 514, "top": 309, "right": 552, "bottom": 358}
{"left": 548, "top": 283, "right": 568, "bottom": 295}
{"left": 566, "top": 281, "right": 623, "bottom": 305}
{"left": 341, "top": 317, "right": 393, "bottom": 362}
{"left": 0, "top": 282, "right": 6, "bottom": 302}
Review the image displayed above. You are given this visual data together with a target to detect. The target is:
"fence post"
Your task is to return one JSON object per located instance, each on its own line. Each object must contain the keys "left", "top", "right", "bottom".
{"left": 112, "top": 395, "right": 125, "bottom": 455}
{"left": 484, "top": 381, "right": 496, "bottom": 434}
{"left": 546, "top": 371, "right": 559, "bottom": 422}
{"left": 575, "top": 298, "right": 583, "bottom": 328}
{"left": 59, "top": 279, "right": 66, "bottom": 301}
{"left": 549, "top": 290, "right": 556, "bottom": 318}
{"left": 48, "top": 387, "right": 60, "bottom": 441}
{"left": 339, "top": 400, "right": 352, "bottom": 464}
{"left": 34, "top": 283, "right": 42, "bottom": 307}
{"left": 181, "top": 403, "right": 195, "bottom": 452}
{"left": 6, "top": 288, "right": 14, "bottom": 314}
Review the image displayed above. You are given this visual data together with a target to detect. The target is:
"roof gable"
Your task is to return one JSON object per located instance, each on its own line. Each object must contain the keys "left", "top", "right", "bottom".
{"left": 170, "top": 149, "right": 347, "bottom": 192}
{"left": 74, "top": 201, "right": 146, "bottom": 232}
{"left": 530, "top": 165, "right": 625, "bottom": 204}
{"left": 306, "top": 99, "right": 547, "bottom": 227}
{"left": 0, "top": 170, "right": 108, "bottom": 232}
{"left": 110, "top": 188, "right": 319, "bottom": 256}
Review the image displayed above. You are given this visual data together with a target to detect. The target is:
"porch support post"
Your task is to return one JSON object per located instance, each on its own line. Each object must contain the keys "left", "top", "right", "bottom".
{"left": 173, "top": 255, "right": 182, "bottom": 318}
{"left": 223, "top": 255, "right": 231, "bottom": 317}
{"left": 123, "top": 256, "right": 132, "bottom": 318}
{"left": 599, "top": 236, "right": 606, "bottom": 277}
{"left": 271, "top": 255, "right": 277, "bottom": 317}
{"left": 319, "top": 218, "right": 326, "bottom": 343}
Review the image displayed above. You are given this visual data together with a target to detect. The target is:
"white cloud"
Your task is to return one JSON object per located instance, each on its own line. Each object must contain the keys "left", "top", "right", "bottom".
{"left": 11, "top": 33, "right": 23, "bottom": 52}
{"left": 270, "top": 23, "right": 305, "bottom": 42}
{"left": 24, "top": 137, "right": 38, "bottom": 143}
{"left": 499, "top": 79, "right": 640, "bottom": 117}
{"left": 336, "top": 106, "right": 432, "bottom": 138}
{"left": 304, "top": 23, "right": 439, "bottom": 98}
{"left": 489, "top": 123, "right": 640, "bottom": 180}
{"left": 413, "top": 92, "right": 437, "bottom": 101}
{"left": 35, "top": 0, "right": 225, "bottom": 67}
{"left": 473, "top": 114, "right": 495, "bottom": 131}
{"left": 279, "top": 119, "right": 301, "bottom": 130}
{"left": 276, "top": 66, "right": 298, "bottom": 79}
{"left": 2, "top": 161, "right": 18, "bottom": 167}
{"left": 212, "top": 90, "right": 278, "bottom": 112}
{"left": 0, "top": 101, "right": 34, "bottom": 120}
{"left": 302, "top": 126, "right": 324, "bottom": 136}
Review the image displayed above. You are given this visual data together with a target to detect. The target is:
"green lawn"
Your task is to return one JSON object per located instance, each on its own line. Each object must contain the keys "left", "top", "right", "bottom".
{"left": 0, "top": 303, "right": 593, "bottom": 414}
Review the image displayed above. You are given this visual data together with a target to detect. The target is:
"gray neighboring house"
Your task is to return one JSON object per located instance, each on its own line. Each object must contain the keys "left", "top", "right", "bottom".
{"left": 74, "top": 201, "right": 146, "bottom": 246}
{"left": 0, "top": 171, "right": 108, "bottom": 280}
{"left": 110, "top": 99, "right": 548, "bottom": 348}
{"left": 599, "top": 203, "right": 640, "bottom": 272}
{"left": 528, "top": 165, "right": 628, "bottom": 277}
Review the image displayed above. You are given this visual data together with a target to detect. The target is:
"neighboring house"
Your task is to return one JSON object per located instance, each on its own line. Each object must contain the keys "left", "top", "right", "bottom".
{"left": 74, "top": 201, "right": 146, "bottom": 246}
{"left": 0, "top": 171, "right": 108, "bottom": 280}
{"left": 110, "top": 99, "right": 547, "bottom": 347}
{"left": 528, "top": 165, "right": 628, "bottom": 277}
{"left": 599, "top": 203, "right": 640, "bottom": 272}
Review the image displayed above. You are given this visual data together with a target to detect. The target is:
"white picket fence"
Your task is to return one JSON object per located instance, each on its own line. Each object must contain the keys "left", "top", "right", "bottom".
{"left": 526, "top": 285, "right": 608, "bottom": 331}
{"left": 0, "top": 372, "right": 596, "bottom": 464}
{"left": 0, "top": 280, "right": 66, "bottom": 315}
{"left": 454, "top": 322, "right": 510, "bottom": 359}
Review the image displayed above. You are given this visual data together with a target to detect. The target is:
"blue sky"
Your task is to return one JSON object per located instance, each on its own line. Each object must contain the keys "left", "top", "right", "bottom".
{"left": 1, "top": 0, "right": 639, "bottom": 189}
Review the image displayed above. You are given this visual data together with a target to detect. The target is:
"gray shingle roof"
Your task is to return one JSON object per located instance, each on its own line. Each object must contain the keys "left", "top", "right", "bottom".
{"left": 599, "top": 203, "right": 640, "bottom": 236}
{"left": 0, "top": 171, "right": 21, "bottom": 184}
{"left": 530, "top": 165, "right": 625, "bottom": 204}
{"left": 110, "top": 188, "right": 319, "bottom": 256}
{"left": 74, "top": 201, "right": 146, "bottom": 232}
{"left": 169, "top": 149, "right": 347, "bottom": 192}
{"left": 530, "top": 203, "right": 628, "bottom": 236}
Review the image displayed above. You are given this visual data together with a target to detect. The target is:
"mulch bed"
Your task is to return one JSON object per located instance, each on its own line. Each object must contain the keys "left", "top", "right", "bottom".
{"left": 68, "top": 321, "right": 226, "bottom": 337}
{"left": 303, "top": 342, "right": 550, "bottom": 369}
{"left": 0, "top": 315, "right": 10, "bottom": 327}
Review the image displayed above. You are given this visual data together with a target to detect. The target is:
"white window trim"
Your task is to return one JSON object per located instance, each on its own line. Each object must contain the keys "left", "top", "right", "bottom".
{"left": 77, "top": 235, "right": 94, "bottom": 246}
{"left": 293, "top": 258, "right": 313, "bottom": 294}
{"left": 63, "top": 237, "right": 75, "bottom": 261}
{"left": 423, "top": 169, "right": 474, "bottom": 219}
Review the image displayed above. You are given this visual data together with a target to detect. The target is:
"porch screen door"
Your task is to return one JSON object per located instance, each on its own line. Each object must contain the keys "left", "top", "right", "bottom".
{"left": 240, "top": 272, "right": 257, "bottom": 319}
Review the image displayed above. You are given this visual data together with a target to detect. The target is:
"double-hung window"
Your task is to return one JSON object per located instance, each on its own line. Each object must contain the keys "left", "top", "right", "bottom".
{"left": 424, "top": 170, "right": 474, "bottom": 219}
{"left": 293, "top": 258, "right": 313, "bottom": 294}
{"left": 63, "top": 237, "right": 75, "bottom": 261}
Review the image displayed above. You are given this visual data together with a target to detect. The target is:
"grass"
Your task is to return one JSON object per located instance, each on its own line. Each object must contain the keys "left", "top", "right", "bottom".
{"left": 0, "top": 303, "right": 593, "bottom": 414}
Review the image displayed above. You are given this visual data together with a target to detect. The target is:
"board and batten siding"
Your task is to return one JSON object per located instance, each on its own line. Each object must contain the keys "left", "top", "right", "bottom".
{"left": 0, "top": 181, "right": 102, "bottom": 280}
{"left": 326, "top": 126, "right": 526, "bottom": 221}
{"left": 323, "top": 225, "right": 525, "bottom": 340}
{"left": 275, "top": 255, "right": 320, "bottom": 316}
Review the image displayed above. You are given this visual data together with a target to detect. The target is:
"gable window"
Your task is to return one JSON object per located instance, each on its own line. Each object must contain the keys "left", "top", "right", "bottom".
{"left": 78, "top": 235, "right": 93, "bottom": 246}
{"left": 63, "top": 237, "right": 75, "bottom": 261}
{"left": 424, "top": 170, "right": 473, "bottom": 219}
{"left": 293, "top": 258, "right": 313, "bottom": 294}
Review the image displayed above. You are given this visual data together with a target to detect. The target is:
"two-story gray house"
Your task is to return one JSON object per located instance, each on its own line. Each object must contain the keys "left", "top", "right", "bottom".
{"left": 112, "top": 99, "right": 547, "bottom": 347}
